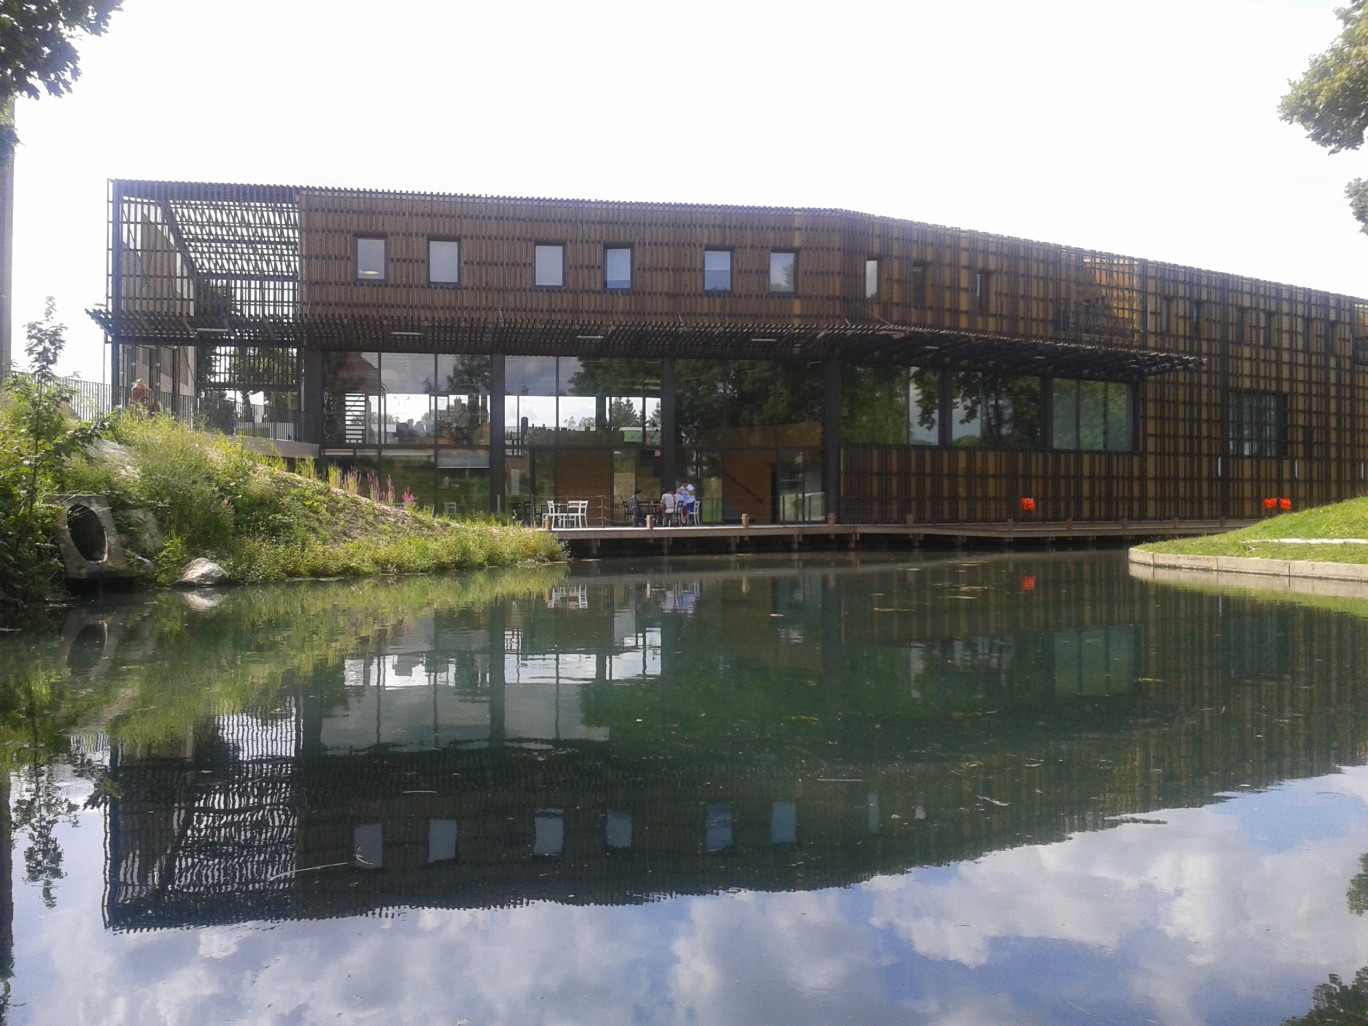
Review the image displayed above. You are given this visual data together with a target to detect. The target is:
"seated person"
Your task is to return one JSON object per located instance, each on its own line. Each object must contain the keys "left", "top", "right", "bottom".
{"left": 676, "top": 484, "right": 693, "bottom": 524}
{"left": 660, "top": 488, "right": 677, "bottom": 523}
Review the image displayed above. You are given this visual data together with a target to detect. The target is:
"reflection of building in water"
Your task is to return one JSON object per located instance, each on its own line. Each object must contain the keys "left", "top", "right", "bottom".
{"left": 100, "top": 558, "right": 1368, "bottom": 930}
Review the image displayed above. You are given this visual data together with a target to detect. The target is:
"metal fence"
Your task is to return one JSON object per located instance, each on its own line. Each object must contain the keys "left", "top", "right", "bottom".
{"left": 8, "top": 374, "right": 300, "bottom": 442}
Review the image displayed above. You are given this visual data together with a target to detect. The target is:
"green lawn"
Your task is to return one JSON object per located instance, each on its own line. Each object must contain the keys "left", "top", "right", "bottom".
{"left": 1139, "top": 496, "right": 1368, "bottom": 563}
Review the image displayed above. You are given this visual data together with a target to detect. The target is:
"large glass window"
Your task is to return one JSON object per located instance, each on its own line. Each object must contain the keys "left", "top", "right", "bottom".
{"left": 355, "top": 237, "right": 385, "bottom": 281}
{"left": 909, "top": 369, "right": 940, "bottom": 444}
{"left": 429, "top": 240, "right": 460, "bottom": 284}
{"left": 1227, "top": 391, "right": 1287, "bottom": 457}
{"left": 842, "top": 365, "right": 939, "bottom": 446}
{"left": 722, "top": 361, "right": 823, "bottom": 447}
{"left": 435, "top": 355, "right": 490, "bottom": 445}
{"left": 535, "top": 244, "right": 564, "bottom": 288}
{"left": 769, "top": 251, "right": 796, "bottom": 294}
{"left": 323, "top": 351, "right": 381, "bottom": 444}
{"left": 842, "top": 365, "right": 909, "bottom": 445}
{"left": 565, "top": 358, "right": 662, "bottom": 445}
{"left": 505, "top": 356, "right": 662, "bottom": 449}
{"left": 505, "top": 356, "right": 559, "bottom": 447}
{"left": 1051, "top": 379, "right": 1135, "bottom": 452}
{"left": 382, "top": 353, "right": 439, "bottom": 443}
{"left": 604, "top": 247, "right": 632, "bottom": 291}
{"left": 865, "top": 258, "right": 879, "bottom": 299}
{"left": 950, "top": 373, "right": 1042, "bottom": 450}
{"left": 704, "top": 249, "right": 732, "bottom": 293}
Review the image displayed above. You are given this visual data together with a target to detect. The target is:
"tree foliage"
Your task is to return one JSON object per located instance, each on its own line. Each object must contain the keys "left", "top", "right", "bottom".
{"left": 0, "top": 0, "right": 122, "bottom": 159}
{"left": 0, "top": 298, "right": 103, "bottom": 615}
{"left": 1280, "top": 2, "right": 1368, "bottom": 232}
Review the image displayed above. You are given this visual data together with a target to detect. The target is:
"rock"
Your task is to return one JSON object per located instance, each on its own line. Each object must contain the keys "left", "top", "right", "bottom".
{"left": 179, "top": 590, "right": 227, "bottom": 612}
{"left": 87, "top": 439, "right": 140, "bottom": 481}
{"left": 177, "top": 558, "right": 227, "bottom": 587}
{"left": 117, "top": 509, "right": 164, "bottom": 556}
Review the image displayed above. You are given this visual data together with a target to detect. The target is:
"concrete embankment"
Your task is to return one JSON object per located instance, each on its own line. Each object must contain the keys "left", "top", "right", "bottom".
{"left": 1128, "top": 547, "right": 1368, "bottom": 598}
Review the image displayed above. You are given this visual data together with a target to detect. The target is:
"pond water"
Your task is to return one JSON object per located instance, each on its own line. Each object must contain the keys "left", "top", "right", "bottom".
{"left": 4, "top": 550, "right": 1368, "bottom": 1025}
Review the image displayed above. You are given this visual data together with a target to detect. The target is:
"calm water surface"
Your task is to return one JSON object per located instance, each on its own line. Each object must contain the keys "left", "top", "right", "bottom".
{"left": 5, "top": 550, "right": 1368, "bottom": 1025}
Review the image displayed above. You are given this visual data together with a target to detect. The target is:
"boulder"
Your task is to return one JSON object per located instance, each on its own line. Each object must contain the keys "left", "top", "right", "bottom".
{"left": 118, "top": 509, "right": 164, "bottom": 556}
{"left": 177, "top": 558, "right": 227, "bottom": 587}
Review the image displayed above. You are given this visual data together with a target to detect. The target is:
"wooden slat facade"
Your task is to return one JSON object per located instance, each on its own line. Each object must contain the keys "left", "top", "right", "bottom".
{"left": 92, "top": 179, "right": 1368, "bottom": 524}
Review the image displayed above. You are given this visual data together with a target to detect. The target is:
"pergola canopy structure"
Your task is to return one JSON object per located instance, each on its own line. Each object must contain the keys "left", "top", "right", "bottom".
{"left": 87, "top": 309, "right": 1202, "bottom": 382}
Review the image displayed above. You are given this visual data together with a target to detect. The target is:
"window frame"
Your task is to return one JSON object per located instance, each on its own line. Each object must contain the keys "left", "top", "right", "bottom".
{"left": 909, "top": 261, "right": 928, "bottom": 308}
{"left": 703, "top": 248, "right": 732, "bottom": 294}
{"left": 864, "top": 258, "right": 879, "bottom": 300}
{"left": 769, "top": 250, "right": 797, "bottom": 294}
{"left": 974, "top": 269, "right": 992, "bottom": 315}
{"left": 1226, "top": 390, "right": 1288, "bottom": 457}
{"left": 534, "top": 243, "right": 565, "bottom": 289}
{"left": 604, "top": 245, "right": 633, "bottom": 292}
{"left": 354, "top": 235, "right": 387, "bottom": 282}
{"left": 1050, "top": 378, "right": 1137, "bottom": 453}
{"left": 427, "top": 238, "right": 461, "bottom": 286}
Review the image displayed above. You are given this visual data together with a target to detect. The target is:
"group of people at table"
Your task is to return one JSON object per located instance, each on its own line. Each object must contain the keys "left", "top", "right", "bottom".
{"left": 626, "top": 484, "right": 699, "bottom": 526}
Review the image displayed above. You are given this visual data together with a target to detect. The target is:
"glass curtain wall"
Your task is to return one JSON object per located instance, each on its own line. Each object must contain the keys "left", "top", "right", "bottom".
{"left": 323, "top": 352, "right": 491, "bottom": 514}
{"left": 677, "top": 359, "right": 824, "bottom": 524}
{"left": 841, "top": 366, "right": 1134, "bottom": 453}
{"left": 1052, "top": 379, "right": 1135, "bottom": 452}
{"left": 504, "top": 357, "right": 662, "bottom": 524}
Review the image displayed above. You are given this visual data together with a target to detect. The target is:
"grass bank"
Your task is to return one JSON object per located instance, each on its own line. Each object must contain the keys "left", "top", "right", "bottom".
{"left": 1138, "top": 496, "right": 1368, "bottom": 563}
{"left": 52, "top": 411, "right": 564, "bottom": 588}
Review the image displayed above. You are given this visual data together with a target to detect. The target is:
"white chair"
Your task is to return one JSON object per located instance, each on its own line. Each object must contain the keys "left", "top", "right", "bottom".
{"left": 568, "top": 499, "right": 588, "bottom": 527}
{"left": 546, "top": 500, "right": 569, "bottom": 529}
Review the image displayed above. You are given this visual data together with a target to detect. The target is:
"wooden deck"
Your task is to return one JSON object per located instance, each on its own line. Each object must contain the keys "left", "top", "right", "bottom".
{"left": 545, "top": 519, "right": 1251, "bottom": 556}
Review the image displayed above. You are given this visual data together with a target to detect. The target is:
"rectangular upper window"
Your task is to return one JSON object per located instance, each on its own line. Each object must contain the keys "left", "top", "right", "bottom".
{"left": 910, "top": 262, "right": 928, "bottom": 308}
{"left": 355, "top": 236, "right": 386, "bottom": 281}
{"left": 1227, "top": 390, "right": 1287, "bottom": 457}
{"left": 865, "top": 258, "right": 879, "bottom": 299}
{"left": 1147, "top": 295, "right": 1173, "bottom": 335}
{"left": 535, "top": 244, "right": 564, "bottom": 288}
{"left": 974, "top": 270, "right": 992, "bottom": 314}
{"left": 769, "top": 251, "right": 796, "bottom": 293}
{"left": 604, "top": 246, "right": 632, "bottom": 291}
{"left": 428, "top": 240, "right": 460, "bottom": 284}
{"left": 704, "top": 249, "right": 732, "bottom": 293}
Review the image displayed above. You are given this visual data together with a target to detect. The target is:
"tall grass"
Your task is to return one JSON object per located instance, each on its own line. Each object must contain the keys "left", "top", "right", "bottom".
{"left": 63, "top": 410, "right": 564, "bottom": 586}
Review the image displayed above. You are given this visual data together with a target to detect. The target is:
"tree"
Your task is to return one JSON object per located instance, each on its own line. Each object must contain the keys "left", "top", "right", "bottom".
{"left": 1280, "top": 2, "right": 1368, "bottom": 231}
{"left": 0, "top": 298, "right": 103, "bottom": 613}
{"left": 0, "top": 1, "right": 123, "bottom": 159}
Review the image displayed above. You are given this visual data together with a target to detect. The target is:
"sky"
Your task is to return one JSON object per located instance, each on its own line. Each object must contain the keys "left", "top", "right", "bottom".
{"left": 11, "top": 0, "right": 1368, "bottom": 381}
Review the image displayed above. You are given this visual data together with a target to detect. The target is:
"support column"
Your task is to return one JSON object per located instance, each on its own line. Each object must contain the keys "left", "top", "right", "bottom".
{"left": 489, "top": 353, "right": 506, "bottom": 514}
{"left": 823, "top": 357, "right": 842, "bottom": 521}
{"left": 301, "top": 349, "right": 324, "bottom": 446}
{"left": 661, "top": 357, "right": 677, "bottom": 491}
{"left": 109, "top": 180, "right": 124, "bottom": 396}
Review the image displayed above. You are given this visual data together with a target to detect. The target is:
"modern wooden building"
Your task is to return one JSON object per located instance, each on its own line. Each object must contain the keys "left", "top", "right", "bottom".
{"left": 89, "top": 179, "right": 1368, "bottom": 524}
